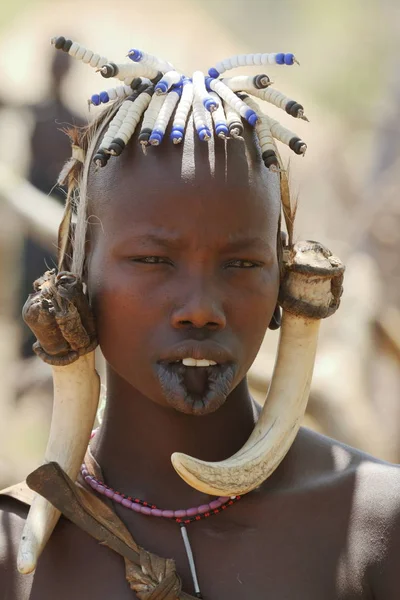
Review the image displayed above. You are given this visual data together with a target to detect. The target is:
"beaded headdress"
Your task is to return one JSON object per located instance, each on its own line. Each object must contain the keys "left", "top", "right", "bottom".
{"left": 53, "top": 36, "right": 308, "bottom": 273}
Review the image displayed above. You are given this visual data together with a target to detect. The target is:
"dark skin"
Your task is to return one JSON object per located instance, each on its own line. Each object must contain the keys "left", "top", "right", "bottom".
{"left": 1, "top": 124, "right": 399, "bottom": 599}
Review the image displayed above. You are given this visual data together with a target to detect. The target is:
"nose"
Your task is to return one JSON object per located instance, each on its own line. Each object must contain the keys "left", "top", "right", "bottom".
{"left": 171, "top": 279, "right": 227, "bottom": 331}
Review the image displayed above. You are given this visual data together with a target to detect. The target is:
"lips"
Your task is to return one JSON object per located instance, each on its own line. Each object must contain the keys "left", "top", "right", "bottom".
{"left": 155, "top": 341, "right": 237, "bottom": 415}
{"left": 158, "top": 341, "right": 234, "bottom": 365}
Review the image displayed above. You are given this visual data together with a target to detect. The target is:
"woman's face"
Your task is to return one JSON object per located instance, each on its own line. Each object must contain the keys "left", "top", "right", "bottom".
{"left": 86, "top": 130, "right": 281, "bottom": 415}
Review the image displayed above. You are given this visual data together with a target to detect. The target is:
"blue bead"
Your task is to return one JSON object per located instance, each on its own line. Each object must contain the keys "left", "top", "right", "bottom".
{"left": 208, "top": 67, "right": 220, "bottom": 79}
{"left": 155, "top": 81, "right": 168, "bottom": 94}
{"left": 204, "top": 98, "right": 217, "bottom": 112}
{"left": 215, "top": 124, "right": 229, "bottom": 136}
{"left": 276, "top": 53, "right": 285, "bottom": 65}
{"left": 170, "top": 129, "right": 184, "bottom": 142}
{"left": 91, "top": 94, "right": 100, "bottom": 106}
{"left": 99, "top": 91, "right": 109, "bottom": 104}
{"left": 170, "top": 85, "right": 183, "bottom": 97}
{"left": 245, "top": 109, "right": 258, "bottom": 126}
{"left": 173, "top": 125, "right": 184, "bottom": 134}
{"left": 284, "top": 53, "right": 295, "bottom": 65}
{"left": 150, "top": 129, "right": 163, "bottom": 143}
{"left": 128, "top": 48, "right": 142, "bottom": 62}
{"left": 197, "top": 126, "right": 211, "bottom": 141}
{"left": 204, "top": 77, "right": 213, "bottom": 92}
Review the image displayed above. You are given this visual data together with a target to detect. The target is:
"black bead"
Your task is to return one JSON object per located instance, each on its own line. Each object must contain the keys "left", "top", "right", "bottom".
{"left": 236, "top": 92, "right": 248, "bottom": 100}
{"left": 54, "top": 36, "right": 65, "bottom": 50}
{"left": 262, "top": 149, "right": 278, "bottom": 169}
{"left": 285, "top": 100, "right": 296, "bottom": 115}
{"left": 229, "top": 121, "right": 244, "bottom": 135}
{"left": 63, "top": 39, "right": 73, "bottom": 52}
{"left": 93, "top": 149, "right": 109, "bottom": 167}
{"left": 130, "top": 78, "right": 142, "bottom": 91}
{"left": 286, "top": 101, "right": 303, "bottom": 117}
{"left": 151, "top": 71, "right": 163, "bottom": 85}
{"left": 289, "top": 137, "right": 305, "bottom": 154}
{"left": 139, "top": 128, "right": 152, "bottom": 143}
{"left": 253, "top": 74, "right": 270, "bottom": 89}
{"left": 101, "top": 62, "right": 118, "bottom": 78}
{"left": 143, "top": 84, "right": 155, "bottom": 97}
{"left": 109, "top": 138, "right": 125, "bottom": 156}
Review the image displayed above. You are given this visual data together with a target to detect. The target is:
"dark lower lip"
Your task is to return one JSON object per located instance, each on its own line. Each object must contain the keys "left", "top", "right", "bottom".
{"left": 154, "top": 362, "right": 237, "bottom": 416}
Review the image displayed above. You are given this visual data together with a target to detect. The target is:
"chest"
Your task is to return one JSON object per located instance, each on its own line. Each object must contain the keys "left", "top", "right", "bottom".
{"left": 22, "top": 494, "right": 368, "bottom": 600}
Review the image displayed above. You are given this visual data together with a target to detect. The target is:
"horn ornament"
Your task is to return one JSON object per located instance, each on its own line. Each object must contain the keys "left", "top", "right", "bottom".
{"left": 171, "top": 241, "right": 344, "bottom": 497}
{"left": 17, "top": 272, "right": 100, "bottom": 574}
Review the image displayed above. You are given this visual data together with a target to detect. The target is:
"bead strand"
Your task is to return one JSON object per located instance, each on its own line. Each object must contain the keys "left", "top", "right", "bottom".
{"left": 81, "top": 464, "right": 241, "bottom": 525}
{"left": 206, "top": 78, "right": 258, "bottom": 126}
{"left": 242, "top": 95, "right": 279, "bottom": 170}
{"left": 98, "top": 62, "right": 159, "bottom": 82}
{"left": 223, "top": 101, "right": 244, "bottom": 138}
{"left": 170, "top": 78, "right": 194, "bottom": 144}
{"left": 110, "top": 89, "right": 153, "bottom": 153}
{"left": 209, "top": 92, "right": 228, "bottom": 139}
{"left": 51, "top": 36, "right": 108, "bottom": 70}
{"left": 149, "top": 89, "right": 181, "bottom": 146}
{"left": 155, "top": 70, "right": 183, "bottom": 95}
{"left": 222, "top": 74, "right": 272, "bottom": 93}
{"left": 193, "top": 71, "right": 218, "bottom": 113}
{"left": 208, "top": 52, "right": 298, "bottom": 78}
{"left": 89, "top": 84, "right": 133, "bottom": 107}
{"left": 94, "top": 101, "right": 132, "bottom": 166}
{"left": 127, "top": 48, "right": 175, "bottom": 74}
{"left": 139, "top": 92, "right": 167, "bottom": 147}
{"left": 250, "top": 87, "right": 308, "bottom": 120}
{"left": 192, "top": 91, "right": 211, "bottom": 141}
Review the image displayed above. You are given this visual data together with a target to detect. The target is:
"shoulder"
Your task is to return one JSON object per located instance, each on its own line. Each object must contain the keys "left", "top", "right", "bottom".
{"left": 294, "top": 428, "right": 400, "bottom": 598}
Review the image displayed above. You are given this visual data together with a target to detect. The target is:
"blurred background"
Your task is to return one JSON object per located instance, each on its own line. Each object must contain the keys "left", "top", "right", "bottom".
{"left": 0, "top": 0, "right": 399, "bottom": 488}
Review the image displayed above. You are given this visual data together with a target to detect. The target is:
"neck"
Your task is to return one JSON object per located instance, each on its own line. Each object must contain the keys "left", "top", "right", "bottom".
{"left": 90, "top": 367, "right": 258, "bottom": 507}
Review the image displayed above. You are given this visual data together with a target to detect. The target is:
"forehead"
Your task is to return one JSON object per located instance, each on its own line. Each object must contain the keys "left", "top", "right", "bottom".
{"left": 86, "top": 122, "right": 281, "bottom": 245}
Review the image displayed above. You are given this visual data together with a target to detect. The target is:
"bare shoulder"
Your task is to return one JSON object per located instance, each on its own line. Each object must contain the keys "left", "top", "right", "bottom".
{"left": 293, "top": 428, "right": 400, "bottom": 599}
{"left": 0, "top": 495, "right": 34, "bottom": 600}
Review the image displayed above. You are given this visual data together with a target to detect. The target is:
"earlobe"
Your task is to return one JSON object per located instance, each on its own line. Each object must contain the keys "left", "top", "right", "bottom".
{"left": 268, "top": 304, "right": 281, "bottom": 330}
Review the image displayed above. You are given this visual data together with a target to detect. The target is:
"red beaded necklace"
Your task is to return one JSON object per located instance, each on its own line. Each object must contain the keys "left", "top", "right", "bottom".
{"left": 85, "top": 430, "right": 242, "bottom": 599}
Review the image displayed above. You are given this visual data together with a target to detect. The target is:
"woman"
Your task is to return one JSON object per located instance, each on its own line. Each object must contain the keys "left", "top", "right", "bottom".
{"left": 1, "top": 37, "right": 399, "bottom": 599}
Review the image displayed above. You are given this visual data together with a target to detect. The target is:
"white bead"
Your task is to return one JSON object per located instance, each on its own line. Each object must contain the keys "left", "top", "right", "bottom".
{"left": 141, "top": 93, "right": 166, "bottom": 132}
{"left": 69, "top": 42, "right": 80, "bottom": 58}
{"left": 215, "top": 60, "right": 225, "bottom": 75}
{"left": 108, "top": 88, "right": 117, "bottom": 100}
{"left": 230, "top": 56, "right": 239, "bottom": 68}
{"left": 172, "top": 81, "right": 193, "bottom": 137}
{"left": 98, "top": 56, "right": 108, "bottom": 68}
{"left": 246, "top": 55, "right": 254, "bottom": 66}
{"left": 238, "top": 54, "right": 247, "bottom": 67}
{"left": 268, "top": 53, "right": 277, "bottom": 64}
{"left": 222, "top": 58, "right": 232, "bottom": 70}
{"left": 82, "top": 49, "right": 94, "bottom": 64}
{"left": 76, "top": 45, "right": 86, "bottom": 60}
{"left": 253, "top": 53, "right": 262, "bottom": 65}
{"left": 90, "top": 53, "right": 101, "bottom": 67}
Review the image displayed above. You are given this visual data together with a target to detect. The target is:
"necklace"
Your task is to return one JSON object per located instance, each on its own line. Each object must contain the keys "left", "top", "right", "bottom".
{"left": 81, "top": 462, "right": 241, "bottom": 599}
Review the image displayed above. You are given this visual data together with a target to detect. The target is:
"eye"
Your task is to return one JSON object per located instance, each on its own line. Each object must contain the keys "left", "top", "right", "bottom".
{"left": 131, "top": 256, "right": 172, "bottom": 265}
{"left": 225, "top": 259, "right": 262, "bottom": 269}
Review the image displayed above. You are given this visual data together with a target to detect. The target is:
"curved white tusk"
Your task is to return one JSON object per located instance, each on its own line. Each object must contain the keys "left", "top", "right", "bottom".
{"left": 17, "top": 351, "right": 100, "bottom": 574}
{"left": 171, "top": 242, "right": 344, "bottom": 497}
{"left": 171, "top": 313, "right": 319, "bottom": 496}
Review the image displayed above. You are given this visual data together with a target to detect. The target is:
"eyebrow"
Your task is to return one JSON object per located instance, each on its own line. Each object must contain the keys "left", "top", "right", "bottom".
{"left": 115, "top": 232, "right": 273, "bottom": 253}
